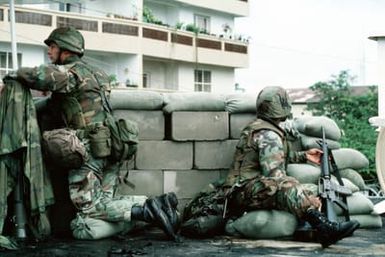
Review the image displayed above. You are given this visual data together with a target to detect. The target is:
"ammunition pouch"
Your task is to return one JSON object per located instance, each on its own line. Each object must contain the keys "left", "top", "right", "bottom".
{"left": 87, "top": 122, "right": 111, "bottom": 158}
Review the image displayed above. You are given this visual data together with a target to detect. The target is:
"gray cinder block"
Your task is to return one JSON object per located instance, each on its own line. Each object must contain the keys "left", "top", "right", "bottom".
{"left": 230, "top": 113, "right": 256, "bottom": 139}
{"left": 116, "top": 170, "right": 163, "bottom": 197}
{"left": 136, "top": 141, "right": 193, "bottom": 170}
{"left": 194, "top": 140, "right": 238, "bottom": 169}
{"left": 170, "top": 112, "right": 229, "bottom": 141}
{"left": 114, "top": 110, "right": 165, "bottom": 140}
{"left": 163, "top": 170, "right": 221, "bottom": 199}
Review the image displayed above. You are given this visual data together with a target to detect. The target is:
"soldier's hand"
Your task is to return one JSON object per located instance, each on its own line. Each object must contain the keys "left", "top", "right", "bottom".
{"left": 2, "top": 71, "right": 17, "bottom": 84}
{"left": 306, "top": 148, "right": 323, "bottom": 165}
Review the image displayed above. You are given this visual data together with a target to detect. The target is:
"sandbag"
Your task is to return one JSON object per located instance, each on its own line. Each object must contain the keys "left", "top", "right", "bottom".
{"left": 330, "top": 177, "right": 360, "bottom": 193}
{"left": 225, "top": 94, "right": 256, "bottom": 113}
{"left": 293, "top": 116, "right": 341, "bottom": 141}
{"left": 287, "top": 164, "right": 321, "bottom": 184}
{"left": 332, "top": 148, "right": 369, "bottom": 170}
{"left": 334, "top": 192, "right": 374, "bottom": 215}
{"left": 225, "top": 210, "right": 297, "bottom": 239}
{"left": 163, "top": 93, "right": 225, "bottom": 113}
{"left": 339, "top": 168, "right": 366, "bottom": 190}
{"left": 71, "top": 216, "right": 126, "bottom": 240}
{"left": 338, "top": 214, "right": 382, "bottom": 228}
{"left": 110, "top": 90, "right": 164, "bottom": 110}
{"left": 300, "top": 134, "right": 341, "bottom": 150}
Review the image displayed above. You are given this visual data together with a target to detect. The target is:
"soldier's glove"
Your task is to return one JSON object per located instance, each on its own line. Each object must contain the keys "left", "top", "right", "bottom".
{"left": 2, "top": 71, "right": 17, "bottom": 83}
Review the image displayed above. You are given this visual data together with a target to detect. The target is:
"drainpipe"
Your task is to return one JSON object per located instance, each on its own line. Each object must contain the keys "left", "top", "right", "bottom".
{"left": 9, "top": 0, "right": 18, "bottom": 70}
{"left": 368, "top": 35, "right": 385, "bottom": 196}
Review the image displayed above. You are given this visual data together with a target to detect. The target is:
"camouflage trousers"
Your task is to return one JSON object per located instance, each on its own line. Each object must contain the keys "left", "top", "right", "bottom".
{"left": 227, "top": 176, "right": 321, "bottom": 219}
{"left": 68, "top": 139, "right": 147, "bottom": 239}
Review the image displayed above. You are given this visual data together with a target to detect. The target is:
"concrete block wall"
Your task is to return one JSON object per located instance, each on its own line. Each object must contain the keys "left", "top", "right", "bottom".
{"left": 113, "top": 90, "right": 257, "bottom": 209}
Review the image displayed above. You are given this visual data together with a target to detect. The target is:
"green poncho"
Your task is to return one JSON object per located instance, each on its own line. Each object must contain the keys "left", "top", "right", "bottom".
{"left": 0, "top": 79, "right": 54, "bottom": 249}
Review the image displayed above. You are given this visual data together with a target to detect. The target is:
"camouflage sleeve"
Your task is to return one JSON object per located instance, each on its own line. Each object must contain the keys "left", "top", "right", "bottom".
{"left": 288, "top": 150, "right": 307, "bottom": 163}
{"left": 253, "top": 129, "right": 287, "bottom": 177}
{"left": 16, "top": 65, "right": 76, "bottom": 93}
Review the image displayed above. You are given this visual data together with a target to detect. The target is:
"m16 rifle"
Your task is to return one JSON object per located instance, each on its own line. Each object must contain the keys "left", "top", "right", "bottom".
{"left": 294, "top": 127, "right": 352, "bottom": 242}
{"left": 318, "top": 127, "right": 351, "bottom": 222}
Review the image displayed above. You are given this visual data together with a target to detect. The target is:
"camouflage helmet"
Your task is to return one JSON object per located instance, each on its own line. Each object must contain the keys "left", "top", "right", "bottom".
{"left": 256, "top": 86, "right": 292, "bottom": 119}
{"left": 44, "top": 27, "right": 85, "bottom": 57}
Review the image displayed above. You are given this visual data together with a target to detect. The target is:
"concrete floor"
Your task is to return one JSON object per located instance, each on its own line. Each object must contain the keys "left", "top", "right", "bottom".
{"left": 1, "top": 217, "right": 384, "bottom": 257}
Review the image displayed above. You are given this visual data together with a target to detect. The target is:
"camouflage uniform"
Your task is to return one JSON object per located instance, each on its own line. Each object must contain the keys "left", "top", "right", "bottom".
{"left": 224, "top": 119, "right": 321, "bottom": 218}
{"left": 223, "top": 87, "right": 360, "bottom": 248}
{"left": 224, "top": 86, "right": 321, "bottom": 219}
{"left": 14, "top": 27, "right": 147, "bottom": 239}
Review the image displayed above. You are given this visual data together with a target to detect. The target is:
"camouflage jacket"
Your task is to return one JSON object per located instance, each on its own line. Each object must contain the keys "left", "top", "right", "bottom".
{"left": 225, "top": 119, "right": 307, "bottom": 186}
{"left": 16, "top": 55, "right": 112, "bottom": 129}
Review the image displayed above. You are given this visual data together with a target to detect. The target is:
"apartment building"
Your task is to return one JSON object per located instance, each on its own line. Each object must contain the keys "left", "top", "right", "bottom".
{"left": 0, "top": 0, "right": 249, "bottom": 93}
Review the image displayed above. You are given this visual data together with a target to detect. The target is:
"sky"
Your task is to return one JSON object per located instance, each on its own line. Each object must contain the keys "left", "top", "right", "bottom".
{"left": 234, "top": 0, "right": 385, "bottom": 93}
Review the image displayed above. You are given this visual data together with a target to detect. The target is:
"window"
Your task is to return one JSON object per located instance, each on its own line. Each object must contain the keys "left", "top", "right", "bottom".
{"left": 0, "top": 52, "right": 22, "bottom": 78}
{"left": 194, "top": 69, "right": 211, "bottom": 92}
{"left": 143, "top": 73, "right": 150, "bottom": 88}
{"left": 59, "top": 2, "right": 82, "bottom": 13}
{"left": 194, "top": 14, "right": 210, "bottom": 34}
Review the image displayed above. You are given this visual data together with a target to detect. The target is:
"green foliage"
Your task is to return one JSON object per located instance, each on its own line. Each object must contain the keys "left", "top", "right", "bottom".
{"left": 142, "top": 6, "right": 163, "bottom": 25}
{"left": 108, "top": 74, "right": 118, "bottom": 87}
{"left": 185, "top": 23, "right": 199, "bottom": 34}
{"left": 306, "top": 70, "right": 378, "bottom": 179}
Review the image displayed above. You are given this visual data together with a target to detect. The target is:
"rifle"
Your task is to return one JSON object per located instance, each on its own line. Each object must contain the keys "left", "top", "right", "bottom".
{"left": 318, "top": 127, "right": 351, "bottom": 222}
{"left": 13, "top": 151, "right": 27, "bottom": 239}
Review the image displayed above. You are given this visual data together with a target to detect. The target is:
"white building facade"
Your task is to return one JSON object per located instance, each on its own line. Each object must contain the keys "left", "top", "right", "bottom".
{"left": 0, "top": 0, "right": 249, "bottom": 93}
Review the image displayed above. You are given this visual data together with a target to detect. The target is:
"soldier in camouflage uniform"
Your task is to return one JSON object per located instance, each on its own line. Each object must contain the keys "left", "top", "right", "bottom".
{"left": 7, "top": 27, "right": 179, "bottom": 241}
{"left": 224, "top": 86, "right": 359, "bottom": 247}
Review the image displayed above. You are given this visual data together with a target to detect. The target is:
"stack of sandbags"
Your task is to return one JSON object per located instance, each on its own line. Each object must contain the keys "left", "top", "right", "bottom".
{"left": 284, "top": 116, "right": 382, "bottom": 228}
{"left": 292, "top": 116, "right": 342, "bottom": 150}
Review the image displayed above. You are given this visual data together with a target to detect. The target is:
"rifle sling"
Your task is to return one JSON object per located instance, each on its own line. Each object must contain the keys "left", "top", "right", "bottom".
{"left": 329, "top": 149, "right": 350, "bottom": 221}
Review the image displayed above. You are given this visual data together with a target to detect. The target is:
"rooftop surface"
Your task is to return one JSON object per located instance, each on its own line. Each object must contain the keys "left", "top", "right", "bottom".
{"left": 2, "top": 216, "right": 384, "bottom": 257}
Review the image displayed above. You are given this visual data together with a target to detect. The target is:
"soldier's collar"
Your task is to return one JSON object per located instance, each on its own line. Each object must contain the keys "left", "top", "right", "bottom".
{"left": 62, "top": 55, "right": 81, "bottom": 65}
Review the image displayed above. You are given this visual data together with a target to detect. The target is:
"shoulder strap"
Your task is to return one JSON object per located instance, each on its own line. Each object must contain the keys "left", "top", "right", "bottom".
{"left": 71, "top": 60, "right": 113, "bottom": 114}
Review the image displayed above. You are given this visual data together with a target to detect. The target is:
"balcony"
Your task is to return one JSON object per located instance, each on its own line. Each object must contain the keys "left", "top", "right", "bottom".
{"left": 0, "top": 6, "right": 248, "bottom": 68}
{"left": 162, "top": 0, "right": 249, "bottom": 17}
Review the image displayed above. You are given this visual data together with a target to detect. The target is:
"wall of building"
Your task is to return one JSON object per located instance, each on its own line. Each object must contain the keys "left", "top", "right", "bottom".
{"left": 177, "top": 63, "right": 235, "bottom": 93}
{"left": 85, "top": 0, "right": 138, "bottom": 18}
{"left": 0, "top": 43, "right": 46, "bottom": 68}
{"left": 143, "top": 59, "right": 166, "bottom": 89}
{"left": 291, "top": 103, "right": 313, "bottom": 117}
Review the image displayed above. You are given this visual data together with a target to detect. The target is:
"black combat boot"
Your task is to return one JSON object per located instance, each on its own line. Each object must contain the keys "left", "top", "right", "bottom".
{"left": 304, "top": 209, "right": 360, "bottom": 248}
{"left": 131, "top": 196, "right": 179, "bottom": 241}
{"left": 155, "top": 192, "right": 180, "bottom": 232}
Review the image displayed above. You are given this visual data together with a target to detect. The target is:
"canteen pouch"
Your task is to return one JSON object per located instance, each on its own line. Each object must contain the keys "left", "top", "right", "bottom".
{"left": 88, "top": 123, "right": 111, "bottom": 158}
{"left": 104, "top": 113, "right": 139, "bottom": 162}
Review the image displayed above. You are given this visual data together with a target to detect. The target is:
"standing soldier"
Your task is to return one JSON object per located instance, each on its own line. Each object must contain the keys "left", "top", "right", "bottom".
{"left": 223, "top": 86, "right": 359, "bottom": 247}
{"left": 4, "top": 27, "right": 179, "bottom": 241}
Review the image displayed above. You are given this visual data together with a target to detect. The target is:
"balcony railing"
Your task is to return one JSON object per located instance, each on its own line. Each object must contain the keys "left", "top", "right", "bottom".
{"left": 0, "top": 6, "right": 248, "bottom": 55}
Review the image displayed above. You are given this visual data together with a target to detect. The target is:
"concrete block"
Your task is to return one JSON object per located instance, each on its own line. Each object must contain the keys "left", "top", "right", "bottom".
{"left": 163, "top": 170, "right": 221, "bottom": 199}
{"left": 116, "top": 170, "right": 163, "bottom": 197}
{"left": 194, "top": 140, "right": 238, "bottom": 169}
{"left": 120, "top": 159, "right": 135, "bottom": 170}
{"left": 230, "top": 113, "right": 256, "bottom": 139}
{"left": 170, "top": 112, "right": 229, "bottom": 141}
{"left": 114, "top": 110, "right": 165, "bottom": 140}
{"left": 136, "top": 141, "right": 193, "bottom": 170}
